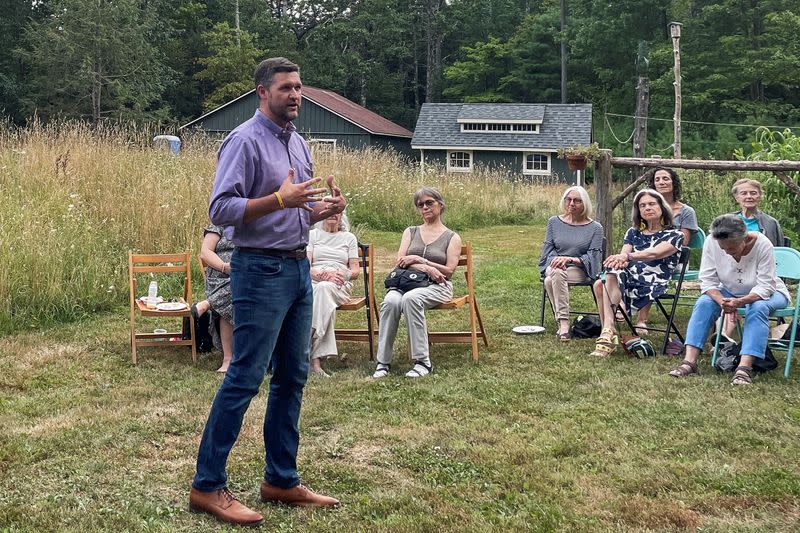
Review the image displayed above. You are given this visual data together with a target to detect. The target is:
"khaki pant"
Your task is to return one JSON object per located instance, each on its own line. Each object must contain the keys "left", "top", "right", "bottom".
{"left": 544, "top": 265, "right": 589, "bottom": 321}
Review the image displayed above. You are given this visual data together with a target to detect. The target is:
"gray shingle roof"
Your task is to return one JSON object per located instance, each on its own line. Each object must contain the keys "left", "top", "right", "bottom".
{"left": 412, "top": 103, "right": 592, "bottom": 151}
{"left": 457, "top": 104, "right": 545, "bottom": 122}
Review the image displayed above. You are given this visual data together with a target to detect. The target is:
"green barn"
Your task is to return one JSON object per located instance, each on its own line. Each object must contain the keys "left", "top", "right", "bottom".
{"left": 412, "top": 103, "right": 593, "bottom": 183}
{"left": 180, "top": 87, "right": 413, "bottom": 156}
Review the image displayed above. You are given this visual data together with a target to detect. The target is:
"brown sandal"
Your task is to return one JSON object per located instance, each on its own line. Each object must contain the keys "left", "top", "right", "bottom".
{"left": 668, "top": 359, "right": 699, "bottom": 377}
{"left": 556, "top": 332, "right": 572, "bottom": 342}
{"left": 731, "top": 365, "right": 753, "bottom": 385}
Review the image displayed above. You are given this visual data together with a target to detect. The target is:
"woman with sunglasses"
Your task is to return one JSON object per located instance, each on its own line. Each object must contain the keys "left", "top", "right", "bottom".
{"left": 372, "top": 187, "right": 462, "bottom": 379}
{"left": 538, "top": 186, "right": 604, "bottom": 341}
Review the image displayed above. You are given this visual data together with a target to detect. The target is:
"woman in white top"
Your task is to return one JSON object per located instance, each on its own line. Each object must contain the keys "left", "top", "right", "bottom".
{"left": 307, "top": 212, "right": 360, "bottom": 377}
{"left": 669, "top": 214, "right": 790, "bottom": 385}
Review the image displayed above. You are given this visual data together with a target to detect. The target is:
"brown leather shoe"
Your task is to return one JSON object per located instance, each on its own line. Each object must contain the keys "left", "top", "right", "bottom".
{"left": 260, "top": 481, "right": 340, "bottom": 507}
{"left": 189, "top": 486, "right": 264, "bottom": 527}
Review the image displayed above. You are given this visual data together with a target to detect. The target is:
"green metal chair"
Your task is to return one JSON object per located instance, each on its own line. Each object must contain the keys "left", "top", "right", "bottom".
{"left": 711, "top": 247, "right": 800, "bottom": 378}
{"left": 672, "top": 228, "right": 705, "bottom": 282}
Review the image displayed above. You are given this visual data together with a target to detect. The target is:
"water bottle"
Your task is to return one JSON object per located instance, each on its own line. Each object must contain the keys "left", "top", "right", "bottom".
{"left": 147, "top": 280, "right": 158, "bottom": 309}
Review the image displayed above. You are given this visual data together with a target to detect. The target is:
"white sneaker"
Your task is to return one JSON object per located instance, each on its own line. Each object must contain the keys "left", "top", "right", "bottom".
{"left": 405, "top": 361, "right": 432, "bottom": 378}
{"left": 372, "top": 364, "right": 390, "bottom": 379}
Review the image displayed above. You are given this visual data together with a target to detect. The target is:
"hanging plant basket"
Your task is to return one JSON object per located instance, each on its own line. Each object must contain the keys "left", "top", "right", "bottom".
{"left": 566, "top": 154, "right": 588, "bottom": 171}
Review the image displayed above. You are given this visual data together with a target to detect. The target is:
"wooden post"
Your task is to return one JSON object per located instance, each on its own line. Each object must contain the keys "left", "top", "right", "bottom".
{"left": 560, "top": 0, "right": 567, "bottom": 104}
{"left": 595, "top": 149, "right": 613, "bottom": 257}
{"left": 670, "top": 22, "right": 683, "bottom": 159}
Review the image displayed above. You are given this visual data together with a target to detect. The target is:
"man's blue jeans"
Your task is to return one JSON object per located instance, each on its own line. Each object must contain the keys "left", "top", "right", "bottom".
{"left": 193, "top": 249, "right": 312, "bottom": 491}
{"left": 684, "top": 288, "right": 788, "bottom": 359}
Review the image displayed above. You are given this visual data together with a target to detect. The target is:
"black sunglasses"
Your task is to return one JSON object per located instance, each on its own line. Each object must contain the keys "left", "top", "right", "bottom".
{"left": 416, "top": 199, "right": 437, "bottom": 209}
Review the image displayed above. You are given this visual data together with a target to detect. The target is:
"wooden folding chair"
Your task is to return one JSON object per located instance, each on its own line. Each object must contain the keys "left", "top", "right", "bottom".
{"left": 128, "top": 251, "right": 196, "bottom": 364}
{"left": 426, "top": 242, "right": 489, "bottom": 362}
{"left": 334, "top": 242, "right": 379, "bottom": 360}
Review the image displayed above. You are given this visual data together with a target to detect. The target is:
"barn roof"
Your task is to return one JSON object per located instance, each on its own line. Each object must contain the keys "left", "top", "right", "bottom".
{"left": 180, "top": 86, "right": 412, "bottom": 138}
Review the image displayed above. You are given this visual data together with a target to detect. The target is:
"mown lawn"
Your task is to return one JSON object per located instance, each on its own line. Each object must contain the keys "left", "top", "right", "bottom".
{"left": 2, "top": 226, "right": 800, "bottom": 532}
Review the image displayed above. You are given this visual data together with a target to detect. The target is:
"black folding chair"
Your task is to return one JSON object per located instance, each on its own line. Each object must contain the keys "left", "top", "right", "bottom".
{"left": 615, "top": 246, "right": 691, "bottom": 354}
{"left": 538, "top": 238, "right": 606, "bottom": 327}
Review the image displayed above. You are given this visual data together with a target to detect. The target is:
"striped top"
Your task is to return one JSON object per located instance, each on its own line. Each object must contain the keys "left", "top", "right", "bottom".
{"left": 538, "top": 216, "right": 604, "bottom": 279}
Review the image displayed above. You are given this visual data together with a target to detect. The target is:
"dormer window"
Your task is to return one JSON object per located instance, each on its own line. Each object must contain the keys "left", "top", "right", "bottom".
{"left": 460, "top": 122, "right": 539, "bottom": 133}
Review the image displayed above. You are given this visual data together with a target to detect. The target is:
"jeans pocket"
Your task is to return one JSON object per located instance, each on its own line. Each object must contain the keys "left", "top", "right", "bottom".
{"left": 246, "top": 255, "right": 283, "bottom": 276}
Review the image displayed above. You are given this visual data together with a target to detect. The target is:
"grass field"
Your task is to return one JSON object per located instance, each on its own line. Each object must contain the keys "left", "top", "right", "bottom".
{"left": 3, "top": 225, "right": 800, "bottom": 532}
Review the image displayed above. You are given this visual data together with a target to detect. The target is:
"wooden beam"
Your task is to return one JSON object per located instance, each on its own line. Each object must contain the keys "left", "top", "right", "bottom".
{"left": 609, "top": 157, "right": 800, "bottom": 171}
{"left": 773, "top": 170, "right": 800, "bottom": 199}
{"left": 612, "top": 173, "right": 650, "bottom": 209}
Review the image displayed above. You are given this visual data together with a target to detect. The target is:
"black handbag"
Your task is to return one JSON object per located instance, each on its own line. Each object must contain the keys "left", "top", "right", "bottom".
{"left": 570, "top": 315, "right": 602, "bottom": 338}
{"left": 384, "top": 267, "right": 432, "bottom": 293}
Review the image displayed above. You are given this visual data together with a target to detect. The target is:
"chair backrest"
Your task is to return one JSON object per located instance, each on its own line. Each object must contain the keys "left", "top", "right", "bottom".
{"left": 774, "top": 247, "right": 800, "bottom": 280}
{"left": 356, "top": 241, "right": 375, "bottom": 299}
{"left": 688, "top": 228, "right": 705, "bottom": 250}
{"left": 128, "top": 251, "right": 193, "bottom": 304}
{"left": 784, "top": 236, "right": 793, "bottom": 248}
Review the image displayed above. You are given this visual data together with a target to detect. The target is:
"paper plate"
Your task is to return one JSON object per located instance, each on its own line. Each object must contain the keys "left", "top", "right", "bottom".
{"left": 139, "top": 296, "right": 164, "bottom": 304}
{"left": 156, "top": 302, "right": 188, "bottom": 311}
{"left": 512, "top": 325, "right": 545, "bottom": 335}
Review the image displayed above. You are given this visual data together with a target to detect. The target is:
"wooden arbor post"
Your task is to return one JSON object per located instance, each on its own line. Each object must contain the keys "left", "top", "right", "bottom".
{"left": 594, "top": 149, "right": 614, "bottom": 255}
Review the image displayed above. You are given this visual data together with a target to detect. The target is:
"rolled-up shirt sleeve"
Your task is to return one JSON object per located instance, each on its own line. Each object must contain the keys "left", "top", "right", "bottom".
{"left": 751, "top": 242, "right": 778, "bottom": 300}
{"left": 580, "top": 224, "right": 604, "bottom": 279}
{"left": 699, "top": 238, "right": 722, "bottom": 295}
{"left": 209, "top": 135, "right": 253, "bottom": 227}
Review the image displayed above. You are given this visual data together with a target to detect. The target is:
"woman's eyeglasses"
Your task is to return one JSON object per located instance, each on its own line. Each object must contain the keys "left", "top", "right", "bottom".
{"left": 417, "top": 199, "right": 437, "bottom": 208}
{"left": 564, "top": 197, "right": 583, "bottom": 204}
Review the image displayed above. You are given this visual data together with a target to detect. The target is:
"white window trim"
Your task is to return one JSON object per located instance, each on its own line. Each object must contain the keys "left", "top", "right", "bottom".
{"left": 447, "top": 150, "right": 473, "bottom": 173}
{"left": 522, "top": 152, "right": 552, "bottom": 175}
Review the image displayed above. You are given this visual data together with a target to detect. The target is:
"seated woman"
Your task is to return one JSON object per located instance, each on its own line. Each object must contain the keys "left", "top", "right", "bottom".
{"left": 538, "top": 185, "right": 604, "bottom": 341}
{"left": 590, "top": 189, "right": 684, "bottom": 357}
{"left": 722, "top": 178, "right": 785, "bottom": 338}
{"left": 195, "top": 225, "right": 234, "bottom": 372}
{"left": 635, "top": 166, "right": 700, "bottom": 334}
{"left": 668, "top": 214, "right": 789, "bottom": 385}
{"left": 372, "top": 187, "right": 462, "bottom": 379}
{"left": 731, "top": 178, "right": 784, "bottom": 246}
{"left": 307, "top": 212, "right": 360, "bottom": 377}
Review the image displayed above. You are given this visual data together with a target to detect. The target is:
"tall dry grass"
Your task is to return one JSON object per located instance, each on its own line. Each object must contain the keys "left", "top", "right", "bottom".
{"left": 0, "top": 124, "right": 562, "bottom": 333}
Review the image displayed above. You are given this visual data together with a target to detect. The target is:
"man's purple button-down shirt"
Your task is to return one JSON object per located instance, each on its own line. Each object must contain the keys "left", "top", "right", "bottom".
{"left": 209, "top": 110, "right": 314, "bottom": 249}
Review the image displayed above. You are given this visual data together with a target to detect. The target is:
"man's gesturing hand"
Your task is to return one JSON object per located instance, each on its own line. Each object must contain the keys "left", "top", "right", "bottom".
{"left": 278, "top": 169, "right": 327, "bottom": 212}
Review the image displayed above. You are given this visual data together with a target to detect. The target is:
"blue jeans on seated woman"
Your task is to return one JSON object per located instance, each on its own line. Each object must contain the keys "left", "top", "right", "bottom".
{"left": 684, "top": 288, "right": 789, "bottom": 359}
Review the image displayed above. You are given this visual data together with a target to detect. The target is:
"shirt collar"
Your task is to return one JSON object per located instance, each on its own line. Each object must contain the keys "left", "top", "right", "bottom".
{"left": 253, "top": 109, "right": 296, "bottom": 141}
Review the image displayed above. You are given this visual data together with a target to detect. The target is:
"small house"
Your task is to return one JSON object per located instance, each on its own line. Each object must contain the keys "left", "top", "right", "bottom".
{"left": 180, "top": 87, "right": 413, "bottom": 156}
{"left": 411, "top": 103, "right": 592, "bottom": 182}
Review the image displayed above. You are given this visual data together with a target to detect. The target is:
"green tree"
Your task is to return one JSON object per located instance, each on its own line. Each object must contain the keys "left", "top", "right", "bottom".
{"left": 195, "top": 22, "right": 264, "bottom": 111}
{"left": 19, "top": 0, "right": 170, "bottom": 124}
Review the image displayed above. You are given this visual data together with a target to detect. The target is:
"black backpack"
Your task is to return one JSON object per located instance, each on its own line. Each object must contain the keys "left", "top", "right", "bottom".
{"left": 713, "top": 340, "right": 778, "bottom": 374}
{"left": 570, "top": 315, "right": 602, "bottom": 339}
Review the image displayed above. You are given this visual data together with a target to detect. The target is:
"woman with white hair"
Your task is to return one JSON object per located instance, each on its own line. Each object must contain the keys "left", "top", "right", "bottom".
{"left": 307, "top": 212, "right": 360, "bottom": 377}
{"left": 669, "top": 214, "right": 789, "bottom": 384}
{"left": 538, "top": 185, "right": 604, "bottom": 341}
{"left": 590, "top": 189, "right": 684, "bottom": 357}
{"left": 731, "top": 178, "right": 784, "bottom": 246}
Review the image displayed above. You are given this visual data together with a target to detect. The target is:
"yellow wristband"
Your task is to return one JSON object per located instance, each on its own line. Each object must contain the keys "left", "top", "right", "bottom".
{"left": 274, "top": 191, "right": 285, "bottom": 209}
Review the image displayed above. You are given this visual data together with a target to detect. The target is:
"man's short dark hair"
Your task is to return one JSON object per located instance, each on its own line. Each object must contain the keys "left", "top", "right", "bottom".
{"left": 254, "top": 57, "right": 299, "bottom": 89}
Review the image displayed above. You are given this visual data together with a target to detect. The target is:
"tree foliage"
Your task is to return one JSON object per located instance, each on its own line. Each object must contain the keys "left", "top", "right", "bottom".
{"left": 3, "top": 0, "right": 800, "bottom": 151}
{"left": 19, "top": 0, "right": 170, "bottom": 124}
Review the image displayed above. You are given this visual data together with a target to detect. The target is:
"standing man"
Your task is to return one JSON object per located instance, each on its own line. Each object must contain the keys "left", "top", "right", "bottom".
{"left": 188, "top": 57, "right": 345, "bottom": 527}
